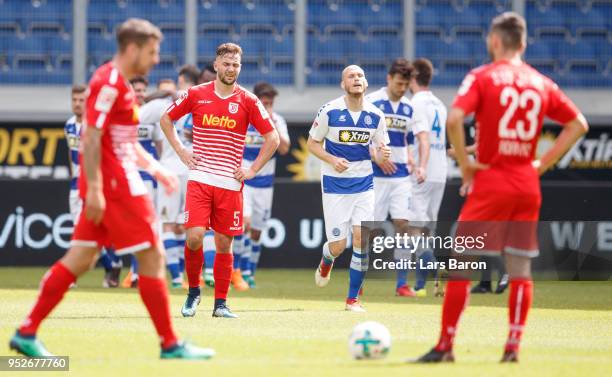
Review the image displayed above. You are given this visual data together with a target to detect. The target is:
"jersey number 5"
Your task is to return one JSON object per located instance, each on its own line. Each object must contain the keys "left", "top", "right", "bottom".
{"left": 499, "top": 87, "right": 541, "bottom": 141}
{"left": 233, "top": 211, "right": 241, "bottom": 227}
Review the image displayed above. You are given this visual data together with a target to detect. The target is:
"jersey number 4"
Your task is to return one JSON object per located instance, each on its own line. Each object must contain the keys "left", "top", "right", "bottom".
{"left": 499, "top": 87, "right": 542, "bottom": 141}
{"left": 431, "top": 110, "right": 442, "bottom": 140}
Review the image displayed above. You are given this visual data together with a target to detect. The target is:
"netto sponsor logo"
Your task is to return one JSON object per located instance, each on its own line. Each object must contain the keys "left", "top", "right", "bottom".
{"left": 202, "top": 113, "right": 237, "bottom": 129}
{"left": 339, "top": 130, "right": 370, "bottom": 143}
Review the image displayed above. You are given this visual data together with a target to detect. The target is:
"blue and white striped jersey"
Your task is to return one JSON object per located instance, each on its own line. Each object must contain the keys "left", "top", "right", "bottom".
{"left": 243, "top": 112, "right": 289, "bottom": 188}
{"left": 138, "top": 97, "right": 167, "bottom": 183}
{"left": 365, "top": 87, "right": 428, "bottom": 179}
{"left": 64, "top": 115, "right": 81, "bottom": 190}
{"left": 309, "top": 96, "right": 389, "bottom": 195}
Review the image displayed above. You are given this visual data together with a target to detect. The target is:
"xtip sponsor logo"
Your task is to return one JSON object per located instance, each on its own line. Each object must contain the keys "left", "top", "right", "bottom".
{"left": 556, "top": 132, "right": 612, "bottom": 169}
{"left": 339, "top": 130, "right": 370, "bottom": 143}
{"left": 385, "top": 117, "right": 408, "bottom": 131}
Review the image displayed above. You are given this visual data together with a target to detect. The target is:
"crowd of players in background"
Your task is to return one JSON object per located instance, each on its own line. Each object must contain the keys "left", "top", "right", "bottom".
{"left": 63, "top": 55, "right": 512, "bottom": 299}
{"left": 13, "top": 11, "right": 588, "bottom": 363}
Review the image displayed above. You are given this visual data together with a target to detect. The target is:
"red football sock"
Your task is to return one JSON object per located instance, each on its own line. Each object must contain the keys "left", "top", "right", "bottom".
{"left": 138, "top": 275, "right": 178, "bottom": 349}
{"left": 19, "top": 262, "right": 76, "bottom": 336}
{"left": 213, "top": 253, "right": 233, "bottom": 300}
{"left": 435, "top": 279, "right": 470, "bottom": 352}
{"left": 505, "top": 279, "right": 533, "bottom": 353}
{"left": 184, "top": 245, "right": 203, "bottom": 289}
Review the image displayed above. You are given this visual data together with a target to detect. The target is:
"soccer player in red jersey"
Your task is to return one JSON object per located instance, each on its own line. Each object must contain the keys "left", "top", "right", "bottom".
{"left": 160, "top": 43, "right": 280, "bottom": 319}
{"left": 415, "top": 12, "right": 588, "bottom": 363}
{"left": 9, "top": 19, "right": 215, "bottom": 360}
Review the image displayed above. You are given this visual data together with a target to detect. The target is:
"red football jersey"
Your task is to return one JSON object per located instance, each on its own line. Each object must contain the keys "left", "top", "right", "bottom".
{"left": 80, "top": 62, "right": 146, "bottom": 199}
{"left": 166, "top": 81, "right": 275, "bottom": 191}
{"left": 453, "top": 60, "right": 580, "bottom": 195}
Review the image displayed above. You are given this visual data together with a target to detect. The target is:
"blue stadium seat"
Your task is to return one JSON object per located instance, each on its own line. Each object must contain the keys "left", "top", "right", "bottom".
{"left": 415, "top": 7, "right": 444, "bottom": 38}
{"left": 267, "top": 38, "right": 293, "bottom": 56}
{"left": 415, "top": 37, "right": 447, "bottom": 59}
{"left": 28, "top": 21, "right": 65, "bottom": 37}
{"left": 345, "top": 38, "right": 383, "bottom": 60}
{"left": 566, "top": 60, "right": 601, "bottom": 75}
{"left": 570, "top": 42, "right": 596, "bottom": 60}
{"left": 452, "top": 8, "right": 483, "bottom": 28}
{"left": 312, "top": 57, "right": 346, "bottom": 73}
{"left": 259, "top": 70, "right": 293, "bottom": 85}
{"left": 238, "top": 38, "right": 267, "bottom": 56}
{"left": 14, "top": 53, "right": 51, "bottom": 71}
{"left": 528, "top": 8, "right": 570, "bottom": 40}
{"left": 308, "top": 37, "right": 345, "bottom": 58}
{"left": 200, "top": 23, "right": 235, "bottom": 39}
{"left": 197, "top": 36, "right": 233, "bottom": 57}
{"left": 88, "top": 35, "right": 115, "bottom": 55}
{"left": 200, "top": 0, "right": 239, "bottom": 25}
{"left": 241, "top": 56, "right": 263, "bottom": 72}
{"left": 270, "top": 56, "right": 293, "bottom": 72}
{"left": 87, "top": 22, "right": 108, "bottom": 37}
{"left": 526, "top": 41, "right": 553, "bottom": 60}
{"left": 241, "top": 23, "right": 278, "bottom": 39}
{"left": 0, "top": 21, "right": 21, "bottom": 36}
{"left": 323, "top": 24, "right": 362, "bottom": 39}
{"left": 282, "top": 23, "right": 320, "bottom": 39}
{"left": 157, "top": 55, "right": 178, "bottom": 71}
{"left": 309, "top": 1, "right": 357, "bottom": 28}
{"left": 416, "top": 7, "right": 440, "bottom": 28}
{"left": 159, "top": 23, "right": 184, "bottom": 38}
{"left": 367, "top": 4, "right": 402, "bottom": 30}
{"left": 358, "top": 58, "right": 388, "bottom": 84}
{"left": 57, "top": 54, "right": 72, "bottom": 71}
{"left": 529, "top": 60, "right": 558, "bottom": 77}
{"left": 367, "top": 25, "right": 400, "bottom": 39}
{"left": 160, "top": 35, "right": 184, "bottom": 55}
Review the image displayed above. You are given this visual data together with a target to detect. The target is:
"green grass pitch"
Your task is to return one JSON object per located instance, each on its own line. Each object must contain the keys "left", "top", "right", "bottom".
{"left": 0, "top": 267, "right": 611, "bottom": 377}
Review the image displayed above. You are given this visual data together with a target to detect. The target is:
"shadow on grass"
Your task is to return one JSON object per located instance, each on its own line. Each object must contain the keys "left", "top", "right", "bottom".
{"left": 1, "top": 268, "right": 610, "bottom": 312}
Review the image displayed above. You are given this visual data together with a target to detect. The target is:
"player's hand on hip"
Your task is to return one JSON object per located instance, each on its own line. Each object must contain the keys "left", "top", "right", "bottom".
{"left": 415, "top": 166, "right": 427, "bottom": 184}
{"left": 332, "top": 157, "right": 349, "bottom": 173}
{"left": 234, "top": 167, "right": 256, "bottom": 182}
{"left": 155, "top": 168, "right": 179, "bottom": 194}
{"left": 459, "top": 160, "right": 489, "bottom": 197}
{"left": 85, "top": 188, "right": 105, "bottom": 225}
{"left": 377, "top": 160, "right": 397, "bottom": 175}
{"left": 532, "top": 159, "right": 546, "bottom": 176}
{"left": 179, "top": 148, "right": 199, "bottom": 169}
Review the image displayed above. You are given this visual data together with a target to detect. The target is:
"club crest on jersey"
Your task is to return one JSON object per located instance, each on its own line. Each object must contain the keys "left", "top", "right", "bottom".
{"left": 364, "top": 115, "right": 373, "bottom": 125}
{"left": 228, "top": 102, "right": 239, "bottom": 114}
{"left": 339, "top": 130, "right": 370, "bottom": 143}
{"left": 174, "top": 90, "right": 188, "bottom": 106}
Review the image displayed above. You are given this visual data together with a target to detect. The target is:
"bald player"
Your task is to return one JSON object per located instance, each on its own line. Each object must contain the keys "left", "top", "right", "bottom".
{"left": 309, "top": 65, "right": 390, "bottom": 312}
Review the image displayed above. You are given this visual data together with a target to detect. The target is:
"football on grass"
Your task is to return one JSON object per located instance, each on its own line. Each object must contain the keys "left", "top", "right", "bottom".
{"left": 348, "top": 321, "right": 391, "bottom": 360}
